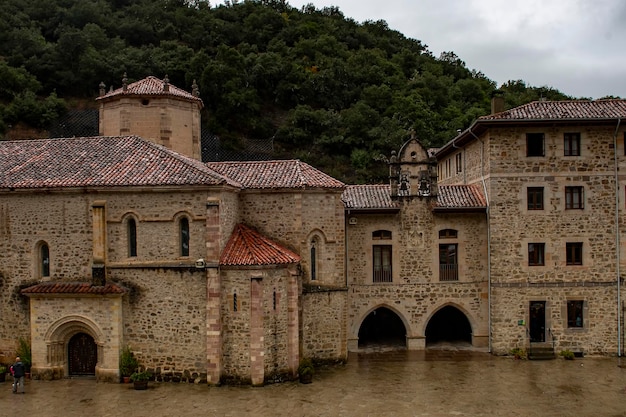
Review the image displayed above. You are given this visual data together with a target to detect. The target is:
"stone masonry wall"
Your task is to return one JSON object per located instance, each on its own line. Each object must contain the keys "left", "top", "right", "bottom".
{"left": 486, "top": 125, "right": 622, "bottom": 354}
{"left": 345, "top": 198, "right": 489, "bottom": 348}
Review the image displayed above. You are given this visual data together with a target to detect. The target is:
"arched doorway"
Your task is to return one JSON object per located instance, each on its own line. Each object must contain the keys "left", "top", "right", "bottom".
{"left": 68, "top": 332, "right": 97, "bottom": 376}
{"left": 358, "top": 307, "right": 406, "bottom": 349}
{"left": 425, "top": 306, "right": 472, "bottom": 347}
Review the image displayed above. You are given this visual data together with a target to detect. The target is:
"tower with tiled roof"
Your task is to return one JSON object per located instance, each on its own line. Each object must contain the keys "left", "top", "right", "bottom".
{"left": 96, "top": 74, "right": 204, "bottom": 160}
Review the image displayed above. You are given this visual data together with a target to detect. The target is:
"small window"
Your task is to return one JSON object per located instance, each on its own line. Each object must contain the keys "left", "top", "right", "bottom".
{"left": 527, "top": 187, "right": 544, "bottom": 210}
{"left": 373, "top": 230, "right": 392, "bottom": 240}
{"left": 455, "top": 153, "right": 462, "bottom": 173}
{"left": 439, "top": 229, "right": 458, "bottom": 239}
{"left": 40, "top": 243, "right": 50, "bottom": 277}
{"left": 439, "top": 244, "right": 458, "bottom": 281}
{"left": 373, "top": 245, "right": 392, "bottom": 283}
{"left": 565, "top": 186, "right": 584, "bottom": 209}
{"left": 567, "top": 300, "right": 584, "bottom": 328}
{"left": 128, "top": 218, "right": 137, "bottom": 257}
{"left": 528, "top": 243, "right": 545, "bottom": 266}
{"left": 564, "top": 133, "right": 581, "bottom": 156}
{"left": 180, "top": 217, "right": 189, "bottom": 256}
{"left": 566, "top": 242, "right": 583, "bottom": 265}
{"left": 233, "top": 292, "right": 238, "bottom": 312}
{"left": 310, "top": 238, "right": 317, "bottom": 281}
{"left": 526, "top": 133, "right": 545, "bottom": 157}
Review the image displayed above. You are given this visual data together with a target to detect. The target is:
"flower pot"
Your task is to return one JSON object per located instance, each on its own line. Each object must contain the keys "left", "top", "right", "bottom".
{"left": 299, "top": 373, "right": 313, "bottom": 384}
{"left": 133, "top": 380, "right": 148, "bottom": 390}
{"left": 123, "top": 376, "right": 131, "bottom": 384}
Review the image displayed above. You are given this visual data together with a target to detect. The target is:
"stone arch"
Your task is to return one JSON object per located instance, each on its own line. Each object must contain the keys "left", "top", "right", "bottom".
{"left": 422, "top": 302, "right": 475, "bottom": 346}
{"left": 351, "top": 304, "right": 411, "bottom": 350}
{"left": 43, "top": 315, "right": 105, "bottom": 378}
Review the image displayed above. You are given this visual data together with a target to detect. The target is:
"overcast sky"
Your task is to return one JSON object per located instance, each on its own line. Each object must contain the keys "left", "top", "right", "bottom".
{"left": 216, "top": 0, "right": 626, "bottom": 99}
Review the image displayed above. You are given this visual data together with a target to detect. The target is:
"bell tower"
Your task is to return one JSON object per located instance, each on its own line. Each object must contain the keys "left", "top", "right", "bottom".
{"left": 96, "top": 74, "right": 204, "bottom": 160}
{"left": 389, "top": 131, "right": 438, "bottom": 199}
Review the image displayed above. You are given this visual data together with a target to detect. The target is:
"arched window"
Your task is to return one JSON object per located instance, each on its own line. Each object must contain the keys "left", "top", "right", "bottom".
{"left": 310, "top": 237, "right": 318, "bottom": 281}
{"left": 180, "top": 217, "right": 189, "bottom": 257}
{"left": 40, "top": 243, "right": 50, "bottom": 277}
{"left": 127, "top": 218, "right": 137, "bottom": 257}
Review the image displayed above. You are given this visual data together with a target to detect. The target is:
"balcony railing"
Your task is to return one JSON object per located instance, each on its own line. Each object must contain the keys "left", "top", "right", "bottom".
{"left": 439, "top": 264, "right": 458, "bottom": 281}
{"left": 373, "top": 267, "right": 392, "bottom": 283}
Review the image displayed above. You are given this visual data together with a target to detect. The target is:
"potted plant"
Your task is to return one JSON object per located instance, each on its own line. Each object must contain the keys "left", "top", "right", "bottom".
{"left": 559, "top": 349, "right": 575, "bottom": 360}
{"left": 297, "top": 358, "right": 314, "bottom": 384}
{"left": 509, "top": 347, "right": 527, "bottom": 360}
{"left": 119, "top": 345, "right": 139, "bottom": 383}
{"left": 0, "top": 365, "right": 6, "bottom": 382}
{"left": 130, "top": 370, "right": 150, "bottom": 390}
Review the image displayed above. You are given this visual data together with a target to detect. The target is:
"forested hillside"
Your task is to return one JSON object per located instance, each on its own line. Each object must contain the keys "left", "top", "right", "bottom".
{"left": 0, "top": 0, "right": 572, "bottom": 182}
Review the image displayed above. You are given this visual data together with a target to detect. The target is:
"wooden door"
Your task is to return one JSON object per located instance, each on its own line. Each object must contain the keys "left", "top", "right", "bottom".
{"left": 68, "top": 333, "right": 97, "bottom": 376}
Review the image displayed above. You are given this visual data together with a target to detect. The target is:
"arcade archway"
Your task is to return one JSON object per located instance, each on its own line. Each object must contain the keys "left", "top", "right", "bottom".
{"left": 425, "top": 305, "right": 472, "bottom": 346}
{"left": 358, "top": 307, "right": 406, "bottom": 349}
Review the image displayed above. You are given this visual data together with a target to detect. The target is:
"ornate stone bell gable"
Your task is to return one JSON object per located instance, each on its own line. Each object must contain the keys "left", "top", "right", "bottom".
{"left": 389, "top": 132, "right": 438, "bottom": 199}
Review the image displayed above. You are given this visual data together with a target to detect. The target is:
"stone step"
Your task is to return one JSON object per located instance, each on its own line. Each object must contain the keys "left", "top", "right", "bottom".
{"left": 528, "top": 345, "right": 556, "bottom": 360}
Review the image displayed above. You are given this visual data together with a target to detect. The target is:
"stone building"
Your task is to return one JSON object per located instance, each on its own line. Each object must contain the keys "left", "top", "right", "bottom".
{"left": 0, "top": 76, "right": 624, "bottom": 385}
{"left": 436, "top": 98, "right": 626, "bottom": 356}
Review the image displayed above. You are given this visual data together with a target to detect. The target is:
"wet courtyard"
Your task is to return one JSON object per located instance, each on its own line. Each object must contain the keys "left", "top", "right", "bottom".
{"left": 2, "top": 350, "right": 625, "bottom": 417}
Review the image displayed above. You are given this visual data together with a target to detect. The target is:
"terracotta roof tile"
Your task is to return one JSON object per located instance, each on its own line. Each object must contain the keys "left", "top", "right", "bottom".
{"left": 342, "top": 185, "right": 398, "bottom": 210}
{"left": 21, "top": 281, "right": 126, "bottom": 295}
{"left": 480, "top": 99, "right": 626, "bottom": 121}
{"left": 0, "top": 136, "right": 239, "bottom": 189}
{"left": 220, "top": 224, "right": 301, "bottom": 266}
{"left": 342, "top": 184, "right": 486, "bottom": 211}
{"left": 206, "top": 160, "right": 344, "bottom": 190}
{"left": 435, "top": 184, "right": 487, "bottom": 210}
{"left": 96, "top": 76, "right": 203, "bottom": 107}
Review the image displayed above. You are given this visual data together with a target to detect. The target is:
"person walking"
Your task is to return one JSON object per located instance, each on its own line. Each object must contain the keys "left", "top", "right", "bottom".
{"left": 11, "top": 356, "right": 25, "bottom": 394}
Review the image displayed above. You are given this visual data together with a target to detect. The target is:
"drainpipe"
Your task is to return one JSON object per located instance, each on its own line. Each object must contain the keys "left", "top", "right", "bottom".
{"left": 469, "top": 129, "right": 492, "bottom": 353}
{"left": 613, "top": 118, "right": 622, "bottom": 356}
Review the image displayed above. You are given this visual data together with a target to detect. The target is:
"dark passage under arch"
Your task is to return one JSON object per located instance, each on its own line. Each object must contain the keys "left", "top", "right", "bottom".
{"left": 425, "top": 306, "right": 472, "bottom": 346}
{"left": 358, "top": 307, "right": 406, "bottom": 349}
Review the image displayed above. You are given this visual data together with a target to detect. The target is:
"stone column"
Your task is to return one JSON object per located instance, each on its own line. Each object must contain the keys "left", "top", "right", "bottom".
{"left": 287, "top": 268, "right": 300, "bottom": 376}
{"left": 206, "top": 268, "right": 222, "bottom": 385}
{"left": 205, "top": 199, "right": 222, "bottom": 385}
{"left": 250, "top": 276, "right": 264, "bottom": 386}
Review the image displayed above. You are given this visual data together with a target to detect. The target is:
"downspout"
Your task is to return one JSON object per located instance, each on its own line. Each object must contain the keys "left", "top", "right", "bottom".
{"left": 470, "top": 129, "right": 492, "bottom": 353}
{"left": 613, "top": 118, "right": 622, "bottom": 356}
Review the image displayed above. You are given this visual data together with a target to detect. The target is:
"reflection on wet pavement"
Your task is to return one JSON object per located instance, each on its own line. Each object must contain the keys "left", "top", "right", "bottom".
{"left": 2, "top": 351, "right": 625, "bottom": 417}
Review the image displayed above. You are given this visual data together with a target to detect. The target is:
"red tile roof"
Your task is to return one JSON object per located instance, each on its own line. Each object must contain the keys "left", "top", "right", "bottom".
{"left": 342, "top": 185, "right": 398, "bottom": 210}
{"left": 438, "top": 99, "right": 626, "bottom": 158}
{"left": 480, "top": 99, "right": 626, "bottom": 121}
{"left": 21, "top": 281, "right": 126, "bottom": 295}
{"left": 342, "top": 184, "right": 486, "bottom": 211}
{"left": 206, "top": 160, "right": 345, "bottom": 190}
{"left": 0, "top": 136, "right": 239, "bottom": 189}
{"left": 434, "top": 184, "right": 487, "bottom": 211}
{"left": 96, "top": 76, "right": 203, "bottom": 107}
{"left": 220, "top": 224, "right": 301, "bottom": 266}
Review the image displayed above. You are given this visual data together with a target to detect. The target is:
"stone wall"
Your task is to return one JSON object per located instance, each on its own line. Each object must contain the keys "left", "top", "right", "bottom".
{"left": 301, "top": 287, "right": 347, "bottom": 361}
{"left": 485, "top": 125, "right": 623, "bottom": 354}
{"left": 345, "top": 198, "right": 489, "bottom": 349}
{"left": 491, "top": 286, "right": 619, "bottom": 355}
{"left": 100, "top": 97, "right": 202, "bottom": 160}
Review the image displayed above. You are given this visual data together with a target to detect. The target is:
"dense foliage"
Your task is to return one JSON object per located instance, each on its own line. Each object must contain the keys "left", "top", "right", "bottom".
{"left": 0, "top": 0, "right": 573, "bottom": 182}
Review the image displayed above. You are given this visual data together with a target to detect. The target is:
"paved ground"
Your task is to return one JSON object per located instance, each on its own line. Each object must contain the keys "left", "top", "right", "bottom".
{"left": 2, "top": 350, "right": 625, "bottom": 417}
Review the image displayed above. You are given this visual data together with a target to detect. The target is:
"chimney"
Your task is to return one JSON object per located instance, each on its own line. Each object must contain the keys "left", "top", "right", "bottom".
{"left": 491, "top": 90, "right": 504, "bottom": 114}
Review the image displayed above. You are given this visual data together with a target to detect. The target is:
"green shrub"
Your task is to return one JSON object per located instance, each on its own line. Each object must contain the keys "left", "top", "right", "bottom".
{"left": 509, "top": 347, "right": 527, "bottom": 359}
{"left": 559, "top": 349, "right": 575, "bottom": 360}
{"left": 119, "top": 345, "right": 139, "bottom": 377}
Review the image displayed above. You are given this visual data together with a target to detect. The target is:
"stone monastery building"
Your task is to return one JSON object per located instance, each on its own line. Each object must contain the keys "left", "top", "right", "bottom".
{"left": 0, "top": 76, "right": 625, "bottom": 385}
